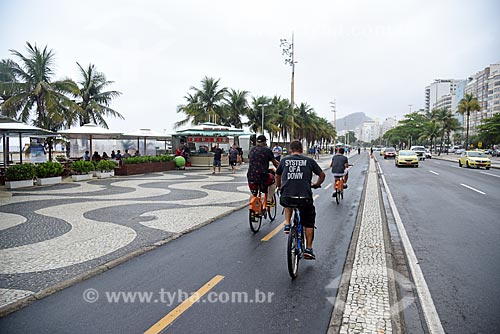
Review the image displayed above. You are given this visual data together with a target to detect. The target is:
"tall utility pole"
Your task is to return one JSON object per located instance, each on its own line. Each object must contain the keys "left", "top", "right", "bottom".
{"left": 280, "top": 34, "right": 296, "bottom": 140}
{"left": 408, "top": 104, "right": 413, "bottom": 113}
{"left": 257, "top": 103, "right": 269, "bottom": 135}
{"left": 330, "top": 100, "right": 337, "bottom": 144}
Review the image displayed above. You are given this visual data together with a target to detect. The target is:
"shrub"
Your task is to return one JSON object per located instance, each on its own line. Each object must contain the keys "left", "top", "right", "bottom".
{"left": 5, "top": 163, "right": 36, "bottom": 181}
{"left": 35, "top": 161, "right": 64, "bottom": 178}
{"left": 122, "top": 155, "right": 174, "bottom": 164}
{"left": 70, "top": 160, "right": 95, "bottom": 175}
{"left": 96, "top": 160, "right": 117, "bottom": 172}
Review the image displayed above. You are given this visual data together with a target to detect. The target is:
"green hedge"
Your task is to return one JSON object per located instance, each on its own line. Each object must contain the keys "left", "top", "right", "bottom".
{"left": 122, "top": 155, "right": 174, "bottom": 164}
{"left": 35, "top": 161, "right": 64, "bottom": 178}
{"left": 96, "top": 160, "right": 117, "bottom": 172}
{"left": 70, "top": 160, "right": 95, "bottom": 174}
{"left": 6, "top": 163, "right": 36, "bottom": 181}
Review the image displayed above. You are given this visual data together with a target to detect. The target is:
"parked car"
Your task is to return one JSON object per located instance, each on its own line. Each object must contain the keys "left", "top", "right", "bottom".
{"left": 425, "top": 149, "right": 432, "bottom": 159}
{"left": 455, "top": 148, "right": 465, "bottom": 154}
{"left": 384, "top": 147, "right": 396, "bottom": 159}
{"left": 458, "top": 151, "right": 491, "bottom": 170}
{"left": 410, "top": 146, "right": 426, "bottom": 160}
{"left": 492, "top": 149, "right": 500, "bottom": 157}
{"left": 395, "top": 150, "right": 419, "bottom": 167}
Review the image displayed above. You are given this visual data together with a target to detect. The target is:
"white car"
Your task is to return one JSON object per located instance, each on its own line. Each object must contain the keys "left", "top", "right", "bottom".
{"left": 425, "top": 149, "right": 432, "bottom": 159}
{"left": 410, "top": 146, "right": 426, "bottom": 161}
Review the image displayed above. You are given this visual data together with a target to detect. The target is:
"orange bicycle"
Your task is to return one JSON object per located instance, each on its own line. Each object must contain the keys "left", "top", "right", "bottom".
{"left": 333, "top": 176, "right": 344, "bottom": 205}
{"left": 248, "top": 186, "right": 277, "bottom": 232}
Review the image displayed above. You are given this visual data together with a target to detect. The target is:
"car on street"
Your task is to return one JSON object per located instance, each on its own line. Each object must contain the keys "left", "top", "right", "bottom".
{"left": 379, "top": 147, "right": 386, "bottom": 156}
{"left": 410, "top": 146, "right": 426, "bottom": 160}
{"left": 384, "top": 147, "right": 396, "bottom": 159}
{"left": 455, "top": 148, "right": 465, "bottom": 154}
{"left": 492, "top": 149, "right": 500, "bottom": 157}
{"left": 395, "top": 150, "right": 419, "bottom": 167}
{"left": 458, "top": 151, "right": 491, "bottom": 169}
{"left": 425, "top": 149, "right": 432, "bottom": 159}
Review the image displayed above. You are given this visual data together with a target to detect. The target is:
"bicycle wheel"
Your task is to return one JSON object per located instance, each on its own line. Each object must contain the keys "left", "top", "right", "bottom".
{"left": 249, "top": 209, "right": 262, "bottom": 233}
{"left": 287, "top": 225, "right": 299, "bottom": 279}
{"left": 267, "top": 193, "right": 277, "bottom": 221}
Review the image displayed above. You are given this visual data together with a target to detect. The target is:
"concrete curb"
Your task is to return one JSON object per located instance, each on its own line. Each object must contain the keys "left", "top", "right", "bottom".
{"left": 0, "top": 202, "right": 248, "bottom": 318}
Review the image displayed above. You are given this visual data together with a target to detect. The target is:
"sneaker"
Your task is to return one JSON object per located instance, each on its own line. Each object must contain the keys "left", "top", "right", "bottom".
{"left": 304, "top": 248, "right": 316, "bottom": 260}
{"left": 284, "top": 224, "right": 291, "bottom": 234}
{"left": 343, "top": 184, "right": 348, "bottom": 189}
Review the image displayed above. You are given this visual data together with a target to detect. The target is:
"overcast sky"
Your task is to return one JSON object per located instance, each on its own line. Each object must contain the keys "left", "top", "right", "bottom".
{"left": 1, "top": 0, "right": 499, "bottom": 134}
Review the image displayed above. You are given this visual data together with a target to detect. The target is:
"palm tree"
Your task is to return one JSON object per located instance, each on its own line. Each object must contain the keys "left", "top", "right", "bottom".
{"left": 175, "top": 92, "right": 203, "bottom": 128}
{"left": 190, "top": 76, "right": 227, "bottom": 124}
{"left": 247, "top": 96, "right": 271, "bottom": 134}
{"left": 435, "top": 108, "right": 460, "bottom": 155}
{"left": 458, "top": 93, "right": 481, "bottom": 149}
{"left": 221, "top": 89, "right": 249, "bottom": 128}
{"left": 74, "top": 62, "right": 123, "bottom": 127}
{"left": 0, "top": 42, "right": 80, "bottom": 160}
{"left": 419, "top": 121, "right": 440, "bottom": 150}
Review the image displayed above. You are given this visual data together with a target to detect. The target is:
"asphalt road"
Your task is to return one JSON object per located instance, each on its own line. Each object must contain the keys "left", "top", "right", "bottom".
{"left": 0, "top": 154, "right": 369, "bottom": 334}
{"left": 377, "top": 156, "right": 500, "bottom": 333}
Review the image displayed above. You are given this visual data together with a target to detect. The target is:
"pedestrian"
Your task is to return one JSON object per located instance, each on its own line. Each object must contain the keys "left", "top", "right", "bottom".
{"left": 272, "top": 143, "right": 283, "bottom": 162}
{"left": 122, "top": 149, "right": 131, "bottom": 159}
{"left": 111, "top": 150, "right": 116, "bottom": 159}
{"left": 212, "top": 143, "right": 223, "bottom": 174}
{"left": 228, "top": 144, "right": 239, "bottom": 174}
{"left": 358, "top": 147, "right": 361, "bottom": 155}
{"left": 83, "top": 150, "right": 90, "bottom": 161}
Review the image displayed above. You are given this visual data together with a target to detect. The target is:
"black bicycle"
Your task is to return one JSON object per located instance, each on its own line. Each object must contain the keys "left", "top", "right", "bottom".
{"left": 286, "top": 186, "right": 320, "bottom": 279}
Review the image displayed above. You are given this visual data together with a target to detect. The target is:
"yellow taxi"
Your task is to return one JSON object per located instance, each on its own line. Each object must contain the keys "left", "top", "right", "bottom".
{"left": 458, "top": 151, "right": 491, "bottom": 170}
{"left": 380, "top": 147, "right": 386, "bottom": 156}
{"left": 395, "top": 150, "right": 419, "bottom": 167}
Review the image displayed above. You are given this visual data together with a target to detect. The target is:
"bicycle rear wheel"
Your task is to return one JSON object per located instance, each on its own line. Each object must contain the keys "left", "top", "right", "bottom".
{"left": 267, "top": 193, "right": 277, "bottom": 221}
{"left": 335, "top": 189, "right": 340, "bottom": 205}
{"left": 249, "top": 209, "right": 262, "bottom": 233}
{"left": 287, "top": 227, "right": 299, "bottom": 279}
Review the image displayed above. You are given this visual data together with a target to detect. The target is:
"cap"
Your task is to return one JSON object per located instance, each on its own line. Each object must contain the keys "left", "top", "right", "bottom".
{"left": 256, "top": 135, "right": 267, "bottom": 143}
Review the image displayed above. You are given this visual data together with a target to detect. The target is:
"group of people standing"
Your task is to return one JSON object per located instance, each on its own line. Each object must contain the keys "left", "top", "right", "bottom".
{"left": 212, "top": 143, "right": 243, "bottom": 174}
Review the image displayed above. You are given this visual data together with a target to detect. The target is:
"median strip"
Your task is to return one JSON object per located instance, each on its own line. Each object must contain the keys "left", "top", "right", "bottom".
{"left": 144, "top": 275, "right": 225, "bottom": 334}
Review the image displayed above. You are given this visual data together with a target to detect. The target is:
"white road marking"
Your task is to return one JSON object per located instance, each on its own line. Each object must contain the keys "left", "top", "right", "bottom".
{"left": 480, "top": 171, "right": 500, "bottom": 178}
{"left": 429, "top": 171, "right": 439, "bottom": 175}
{"left": 460, "top": 184, "right": 486, "bottom": 195}
{"left": 325, "top": 182, "right": 333, "bottom": 190}
{"left": 377, "top": 161, "right": 445, "bottom": 334}
{"left": 433, "top": 161, "right": 441, "bottom": 164}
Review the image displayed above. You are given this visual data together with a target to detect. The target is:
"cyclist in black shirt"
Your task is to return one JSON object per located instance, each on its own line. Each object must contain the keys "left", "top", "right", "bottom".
{"left": 276, "top": 140, "right": 325, "bottom": 259}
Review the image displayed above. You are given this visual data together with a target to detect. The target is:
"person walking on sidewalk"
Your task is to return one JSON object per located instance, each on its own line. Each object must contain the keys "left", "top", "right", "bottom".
{"left": 212, "top": 143, "right": 223, "bottom": 174}
{"left": 228, "top": 144, "right": 239, "bottom": 174}
{"left": 276, "top": 140, "right": 325, "bottom": 260}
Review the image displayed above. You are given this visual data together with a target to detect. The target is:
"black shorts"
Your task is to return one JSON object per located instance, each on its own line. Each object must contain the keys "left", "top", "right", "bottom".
{"left": 280, "top": 197, "right": 316, "bottom": 228}
{"left": 229, "top": 160, "right": 237, "bottom": 166}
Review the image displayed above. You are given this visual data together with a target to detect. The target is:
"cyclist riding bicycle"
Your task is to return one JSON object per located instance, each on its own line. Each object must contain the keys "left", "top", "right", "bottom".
{"left": 330, "top": 147, "right": 349, "bottom": 189}
{"left": 276, "top": 140, "right": 325, "bottom": 260}
{"left": 247, "top": 135, "right": 279, "bottom": 203}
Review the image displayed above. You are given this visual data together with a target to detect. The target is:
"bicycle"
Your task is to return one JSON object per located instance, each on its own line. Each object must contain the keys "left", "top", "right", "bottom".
{"left": 286, "top": 185, "right": 321, "bottom": 279}
{"left": 248, "top": 185, "right": 277, "bottom": 233}
{"left": 333, "top": 176, "right": 344, "bottom": 205}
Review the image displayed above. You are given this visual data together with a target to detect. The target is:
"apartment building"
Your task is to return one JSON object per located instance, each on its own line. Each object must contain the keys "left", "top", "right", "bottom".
{"left": 424, "top": 79, "right": 460, "bottom": 112}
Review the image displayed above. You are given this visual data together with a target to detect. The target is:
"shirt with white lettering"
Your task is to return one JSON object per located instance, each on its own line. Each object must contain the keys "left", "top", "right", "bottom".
{"left": 276, "top": 154, "right": 322, "bottom": 199}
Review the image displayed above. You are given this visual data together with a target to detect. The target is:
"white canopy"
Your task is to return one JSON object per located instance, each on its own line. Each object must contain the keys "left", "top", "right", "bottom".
{"left": 1, "top": 116, "right": 56, "bottom": 165}
{"left": 58, "top": 123, "right": 122, "bottom": 160}
{"left": 121, "top": 129, "right": 171, "bottom": 156}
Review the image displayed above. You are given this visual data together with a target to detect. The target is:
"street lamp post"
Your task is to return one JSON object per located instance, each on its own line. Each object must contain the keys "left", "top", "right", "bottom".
{"left": 257, "top": 103, "right": 269, "bottom": 135}
{"left": 280, "top": 34, "right": 296, "bottom": 140}
{"left": 330, "top": 100, "right": 336, "bottom": 144}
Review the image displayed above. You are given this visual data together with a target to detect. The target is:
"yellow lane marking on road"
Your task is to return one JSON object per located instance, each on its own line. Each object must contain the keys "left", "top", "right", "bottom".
{"left": 261, "top": 221, "right": 285, "bottom": 242}
{"left": 144, "top": 275, "right": 225, "bottom": 334}
{"left": 261, "top": 194, "right": 319, "bottom": 242}
{"left": 324, "top": 183, "right": 333, "bottom": 190}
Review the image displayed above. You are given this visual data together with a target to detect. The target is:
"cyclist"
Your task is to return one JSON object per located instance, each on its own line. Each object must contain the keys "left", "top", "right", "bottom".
{"left": 330, "top": 147, "right": 349, "bottom": 190}
{"left": 276, "top": 140, "right": 325, "bottom": 260}
{"left": 247, "top": 135, "right": 279, "bottom": 204}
